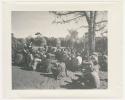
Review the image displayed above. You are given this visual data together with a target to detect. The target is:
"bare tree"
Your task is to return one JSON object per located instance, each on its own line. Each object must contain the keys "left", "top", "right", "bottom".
{"left": 68, "top": 29, "right": 78, "bottom": 47}
{"left": 51, "top": 11, "right": 107, "bottom": 55}
{"left": 68, "top": 29, "right": 78, "bottom": 40}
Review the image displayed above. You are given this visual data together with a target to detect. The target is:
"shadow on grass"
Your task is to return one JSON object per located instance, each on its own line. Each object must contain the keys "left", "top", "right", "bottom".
{"left": 19, "top": 67, "right": 33, "bottom": 71}
{"left": 61, "top": 74, "right": 96, "bottom": 89}
{"left": 40, "top": 73, "right": 54, "bottom": 78}
{"left": 61, "top": 79, "right": 94, "bottom": 89}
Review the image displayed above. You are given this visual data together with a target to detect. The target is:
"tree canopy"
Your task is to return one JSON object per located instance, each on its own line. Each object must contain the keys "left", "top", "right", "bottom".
{"left": 51, "top": 11, "right": 107, "bottom": 54}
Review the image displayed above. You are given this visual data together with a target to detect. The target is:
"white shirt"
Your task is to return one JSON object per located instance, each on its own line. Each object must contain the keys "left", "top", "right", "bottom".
{"left": 76, "top": 56, "right": 82, "bottom": 65}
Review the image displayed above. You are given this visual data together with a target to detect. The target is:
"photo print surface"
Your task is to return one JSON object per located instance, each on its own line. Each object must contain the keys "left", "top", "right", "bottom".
{"left": 11, "top": 11, "right": 108, "bottom": 89}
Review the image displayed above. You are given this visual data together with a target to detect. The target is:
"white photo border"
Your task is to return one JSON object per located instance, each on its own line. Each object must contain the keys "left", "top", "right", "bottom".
{"left": 2, "top": 1, "right": 123, "bottom": 98}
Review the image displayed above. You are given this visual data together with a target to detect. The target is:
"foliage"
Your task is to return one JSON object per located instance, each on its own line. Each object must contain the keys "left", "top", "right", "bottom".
{"left": 33, "top": 36, "right": 47, "bottom": 46}
{"left": 12, "top": 32, "right": 107, "bottom": 54}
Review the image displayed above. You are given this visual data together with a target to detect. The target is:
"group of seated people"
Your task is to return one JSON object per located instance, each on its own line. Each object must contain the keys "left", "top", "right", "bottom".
{"left": 22, "top": 42, "right": 104, "bottom": 88}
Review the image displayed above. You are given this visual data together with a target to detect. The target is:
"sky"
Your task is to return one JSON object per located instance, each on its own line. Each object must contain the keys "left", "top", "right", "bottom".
{"left": 11, "top": 11, "right": 107, "bottom": 38}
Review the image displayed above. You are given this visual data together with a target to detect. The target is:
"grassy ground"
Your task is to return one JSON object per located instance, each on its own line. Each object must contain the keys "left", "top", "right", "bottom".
{"left": 12, "top": 65, "right": 108, "bottom": 89}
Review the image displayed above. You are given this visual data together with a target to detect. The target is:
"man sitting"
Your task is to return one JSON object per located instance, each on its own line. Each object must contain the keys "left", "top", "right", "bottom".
{"left": 51, "top": 53, "right": 68, "bottom": 80}
{"left": 82, "top": 53, "right": 100, "bottom": 88}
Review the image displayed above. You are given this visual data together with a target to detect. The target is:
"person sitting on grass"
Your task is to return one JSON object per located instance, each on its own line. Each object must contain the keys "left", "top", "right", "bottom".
{"left": 52, "top": 55, "right": 68, "bottom": 80}
{"left": 82, "top": 53, "right": 100, "bottom": 89}
{"left": 57, "top": 57, "right": 68, "bottom": 80}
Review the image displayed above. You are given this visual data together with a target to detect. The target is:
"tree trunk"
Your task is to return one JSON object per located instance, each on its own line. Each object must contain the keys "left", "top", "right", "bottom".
{"left": 88, "top": 11, "right": 96, "bottom": 55}
{"left": 84, "top": 11, "right": 96, "bottom": 55}
{"left": 88, "top": 25, "right": 95, "bottom": 55}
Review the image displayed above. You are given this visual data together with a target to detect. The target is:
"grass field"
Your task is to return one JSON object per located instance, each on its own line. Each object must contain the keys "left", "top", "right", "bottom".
{"left": 12, "top": 65, "right": 108, "bottom": 89}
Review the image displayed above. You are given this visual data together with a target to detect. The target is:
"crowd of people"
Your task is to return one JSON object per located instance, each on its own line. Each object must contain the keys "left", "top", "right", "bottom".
{"left": 13, "top": 41, "right": 107, "bottom": 88}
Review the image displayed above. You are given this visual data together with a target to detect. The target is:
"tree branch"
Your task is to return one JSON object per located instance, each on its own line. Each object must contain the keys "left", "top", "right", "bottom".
{"left": 83, "top": 11, "right": 90, "bottom": 24}
{"left": 101, "top": 30, "right": 108, "bottom": 34}
{"left": 95, "top": 24, "right": 107, "bottom": 31}
{"left": 53, "top": 15, "right": 83, "bottom": 24}
{"left": 51, "top": 11, "right": 84, "bottom": 16}
{"left": 95, "top": 20, "right": 107, "bottom": 25}
{"left": 78, "top": 25, "right": 88, "bottom": 29}
{"left": 101, "top": 30, "right": 108, "bottom": 36}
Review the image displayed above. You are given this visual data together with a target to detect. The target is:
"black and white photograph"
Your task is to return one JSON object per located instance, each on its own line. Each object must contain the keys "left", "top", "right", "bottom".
{"left": 11, "top": 11, "right": 108, "bottom": 89}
